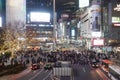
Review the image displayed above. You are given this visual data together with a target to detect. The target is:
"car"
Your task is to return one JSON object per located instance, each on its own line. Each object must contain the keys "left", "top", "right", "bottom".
{"left": 44, "top": 63, "right": 52, "bottom": 70}
{"left": 31, "top": 63, "right": 40, "bottom": 70}
{"left": 91, "top": 62, "right": 99, "bottom": 68}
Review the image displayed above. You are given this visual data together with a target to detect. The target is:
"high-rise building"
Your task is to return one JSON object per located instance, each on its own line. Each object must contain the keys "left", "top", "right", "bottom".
{"left": 78, "top": 0, "right": 120, "bottom": 50}
{"left": 0, "top": 0, "right": 6, "bottom": 27}
{"left": 6, "top": 0, "right": 26, "bottom": 25}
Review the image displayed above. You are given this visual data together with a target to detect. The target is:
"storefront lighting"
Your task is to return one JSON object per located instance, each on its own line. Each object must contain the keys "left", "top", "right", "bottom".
{"left": 92, "top": 32, "right": 101, "bottom": 38}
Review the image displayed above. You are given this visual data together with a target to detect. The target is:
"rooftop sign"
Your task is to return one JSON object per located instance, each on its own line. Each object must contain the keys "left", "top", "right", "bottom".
{"left": 79, "top": 0, "right": 89, "bottom": 8}
{"left": 114, "top": 4, "right": 120, "bottom": 11}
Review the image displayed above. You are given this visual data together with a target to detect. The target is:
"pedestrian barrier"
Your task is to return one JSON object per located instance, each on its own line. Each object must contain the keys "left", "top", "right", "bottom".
{"left": 53, "top": 67, "right": 72, "bottom": 76}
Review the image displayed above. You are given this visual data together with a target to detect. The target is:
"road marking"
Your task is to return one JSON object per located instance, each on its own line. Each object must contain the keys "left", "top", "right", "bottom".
{"left": 43, "top": 70, "right": 52, "bottom": 80}
{"left": 29, "top": 69, "right": 43, "bottom": 80}
{"left": 96, "top": 69, "right": 109, "bottom": 80}
{"left": 45, "top": 70, "right": 48, "bottom": 73}
{"left": 83, "top": 68, "right": 86, "bottom": 72}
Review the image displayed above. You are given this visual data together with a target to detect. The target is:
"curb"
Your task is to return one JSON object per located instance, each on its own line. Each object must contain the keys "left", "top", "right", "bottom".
{"left": 0, "top": 65, "right": 31, "bottom": 80}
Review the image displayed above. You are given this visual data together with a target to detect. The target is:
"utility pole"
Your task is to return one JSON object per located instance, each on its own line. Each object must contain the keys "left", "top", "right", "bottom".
{"left": 53, "top": 0, "right": 56, "bottom": 51}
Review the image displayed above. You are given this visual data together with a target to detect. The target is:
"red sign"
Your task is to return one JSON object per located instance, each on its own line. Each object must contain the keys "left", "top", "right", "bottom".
{"left": 113, "top": 23, "right": 120, "bottom": 26}
{"left": 92, "top": 38, "right": 104, "bottom": 46}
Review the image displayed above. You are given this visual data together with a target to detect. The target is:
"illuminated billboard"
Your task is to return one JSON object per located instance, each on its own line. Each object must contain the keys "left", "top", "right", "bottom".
{"left": 0, "top": 17, "right": 2, "bottom": 27}
{"left": 112, "top": 17, "right": 120, "bottom": 27}
{"left": 71, "top": 29, "right": 75, "bottom": 37}
{"left": 30, "top": 12, "right": 50, "bottom": 23}
{"left": 70, "top": 27, "right": 77, "bottom": 39}
{"left": 91, "top": 5, "right": 101, "bottom": 32}
{"left": 92, "top": 38, "right": 104, "bottom": 46}
{"left": 112, "top": 17, "right": 120, "bottom": 23}
{"left": 112, "top": 1, "right": 120, "bottom": 27}
{"left": 92, "top": 32, "right": 101, "bottom": 38}
{"left": 79, "top": 0, "right": 89, "bottom": 8}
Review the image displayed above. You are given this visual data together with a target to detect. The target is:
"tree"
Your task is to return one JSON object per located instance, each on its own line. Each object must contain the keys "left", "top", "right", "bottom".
{"left": 0, "top": 28, "right": 5, "bottom": 53}
{"left": 1, "top": 22, "right": 38, "bottom": 58}
{"left": 2, "top": 22, "right": 26, "bottom": 58}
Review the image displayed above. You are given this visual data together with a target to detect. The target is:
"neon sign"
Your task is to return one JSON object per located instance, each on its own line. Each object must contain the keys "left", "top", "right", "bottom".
{"left": 114, "top": 4, "right": 120, "bottom": 11}
{"left": 112, "top": 17, "right": 120, "bottom": 23}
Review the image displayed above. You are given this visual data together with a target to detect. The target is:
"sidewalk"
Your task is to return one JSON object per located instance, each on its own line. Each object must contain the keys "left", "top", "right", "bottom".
{"left": 0, "top": 75, "right": 11, "bottom": 80}
{"left": 0, "top": 64, "right": 31, "bottom": 80}
{"left": 0, "top": 62, "right": 45, "bottom": 80}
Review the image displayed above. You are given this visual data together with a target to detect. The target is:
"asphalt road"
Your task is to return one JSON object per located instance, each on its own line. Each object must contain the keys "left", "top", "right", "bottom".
{"left": 16, "top": 64, "right": 109, "bottom": 80}
{"left": 16, "top": 68, "right": 52, "bottom": 80}
{"left": 72, "top": 64, "right": 108, "bottom": 80}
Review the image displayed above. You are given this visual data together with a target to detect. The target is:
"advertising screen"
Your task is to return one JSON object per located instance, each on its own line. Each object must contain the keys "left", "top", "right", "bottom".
{"left": 92, "top": 38, "right": 104, "bottom": 46}
{"left": 0, "top": 17, "right": 2, "bottom": 27}
{"left": 30, "top": 12, "right": 50, "bottom": 23}
{"left": 71, "top": 29, "right": 75, "bottom": 37}
{"left": 79, "top": 0, "right": 89, "bottom": 8}
{"left": 112, "top": 17, "right": 120, "bottom": 23}
{"left": 92, "top": 32, "right": 101, "bottom": 37}
{"left": 112, "top": 1, "right": 120, "bottom": 27}
{"left": 91, "top": 5, "right": 101, "bottom": 32}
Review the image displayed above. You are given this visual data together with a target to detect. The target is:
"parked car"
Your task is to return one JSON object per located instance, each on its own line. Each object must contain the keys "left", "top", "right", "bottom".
{"left": 44, "top": 63, "right": 52, "bottom": 70}
{"left": 31, "top": 63, "right": 40, "bottom": 70}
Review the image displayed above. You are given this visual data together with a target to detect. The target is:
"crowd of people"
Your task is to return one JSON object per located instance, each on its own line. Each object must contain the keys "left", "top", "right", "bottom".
{"left": 8, "top": 49, "right": 111, "bottom": 66}
{"left": 1, "top": 48, "right": 118, "bottom": 67}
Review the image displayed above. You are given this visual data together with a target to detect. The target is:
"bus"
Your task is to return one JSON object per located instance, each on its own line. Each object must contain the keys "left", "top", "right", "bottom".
{"left": 108, "top": 65, "right": 120, "bottom": 80}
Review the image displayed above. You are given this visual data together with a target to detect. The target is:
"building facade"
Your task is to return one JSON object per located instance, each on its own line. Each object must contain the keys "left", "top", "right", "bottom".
{"left": 78, "top": 0, "right": 120, "bottom": 52}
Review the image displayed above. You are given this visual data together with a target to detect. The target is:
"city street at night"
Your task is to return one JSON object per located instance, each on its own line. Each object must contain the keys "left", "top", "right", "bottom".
{"left": 72, "top": 64, "right": 108, "bottom": 80}
{"left": 0, "top": 0, "right": 120, "bottom": 80}
{"left": 0, "top": 63, "right": 109, "bottom": 80}
{"left": 17, "top": 65, "right": 109, "bottom": 80}
{"left": 17, "top": 69, "right": 52, "bottom": 80}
